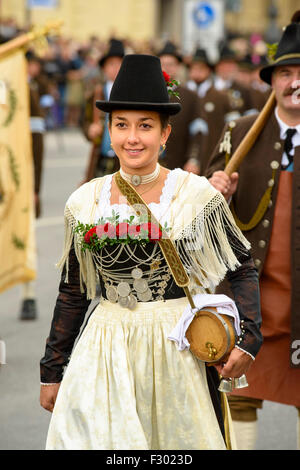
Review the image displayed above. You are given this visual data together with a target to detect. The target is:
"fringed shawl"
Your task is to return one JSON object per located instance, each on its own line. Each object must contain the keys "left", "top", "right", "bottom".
{"left": 169, "top": 172, "right": 250, "bottom": 292}
{"left": 56, "top": 171, "right": 250, "bottom": 299}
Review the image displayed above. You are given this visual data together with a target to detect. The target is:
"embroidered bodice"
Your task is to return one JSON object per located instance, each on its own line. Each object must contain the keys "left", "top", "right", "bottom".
{"left": 92, "top": 169, "right": 185, "bottom": 307}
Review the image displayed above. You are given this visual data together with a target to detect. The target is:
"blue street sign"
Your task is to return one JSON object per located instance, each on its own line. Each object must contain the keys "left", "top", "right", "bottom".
{"left": 192, "top": 2, "right": 215, "bottom": 28}
{"left": 27, "top": 0, "right": 58, "bottom": 8}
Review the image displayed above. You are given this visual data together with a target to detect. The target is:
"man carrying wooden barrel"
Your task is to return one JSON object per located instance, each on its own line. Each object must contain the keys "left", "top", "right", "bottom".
{"left": 206, "top": 12, "right": 300, "bottom": 450}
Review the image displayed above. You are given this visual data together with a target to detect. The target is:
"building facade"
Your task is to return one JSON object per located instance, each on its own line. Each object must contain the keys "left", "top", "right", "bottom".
{"left": 0, "top": 0, "right": 299, "bottom": 44}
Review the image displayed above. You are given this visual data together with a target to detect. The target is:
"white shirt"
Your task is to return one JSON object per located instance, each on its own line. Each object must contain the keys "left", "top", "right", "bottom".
{"left": 214, "top": 76, "right": 232, "bottom": 91}
{"left": 274, "top": 107, "right": 300, "bottom": 167}
{"left": 186, "top": 78, "right": 213, "bottom": 98}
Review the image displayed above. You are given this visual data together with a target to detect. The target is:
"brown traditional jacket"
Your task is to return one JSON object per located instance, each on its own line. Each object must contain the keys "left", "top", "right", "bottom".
{"left": 162, "top": 85, "right": 204, "bottom": 170}
{"left": 80, "top": 84, "right": 117, "bottom": 181}
{"left": 198, "top": 86, "right": 235, "bottom": 174}
{"left": 81, "top": 84, "right": 105, "bottom": 142}
{"left": 206, "top": 111, "right": 300, "bottom": 367}
{"left": 248, "top": 86, "right": 271, "bottom": 112}
{"left": 29, "top": 80, "right": 47, "bottom": 217}
{"left": 223, "top": 80, "right": 254, "bottom": 115}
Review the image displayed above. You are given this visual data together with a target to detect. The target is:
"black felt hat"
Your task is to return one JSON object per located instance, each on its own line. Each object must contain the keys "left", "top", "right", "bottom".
{"left": 260, "top": 12, "right": 300, "bottom": 84}
{"left": 157, "top": 40, "right": 183, "bottom": 63}
{"left": 95, "top": 54, "right": 181, "bottom": 115}
{"left": 191, "top": 48, "right": 211, "bottom": 65}
{"left": 218, "top": 44, "right": 237, "bottom": 62}
{"left": 239, "top": 54, "right": 268, "bottom": 70}
{"left": 99, "top": 38, "right": 125, "bottom": 67}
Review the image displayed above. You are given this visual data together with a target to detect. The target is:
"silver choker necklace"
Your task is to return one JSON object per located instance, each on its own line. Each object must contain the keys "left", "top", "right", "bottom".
{"left": 120, "top": 164, "right": 161, "bottom": 186}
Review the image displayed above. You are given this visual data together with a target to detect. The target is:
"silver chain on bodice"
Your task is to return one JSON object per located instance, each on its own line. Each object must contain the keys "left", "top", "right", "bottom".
{"left": 91, "top": 243, "right": 172, "bottom": 309}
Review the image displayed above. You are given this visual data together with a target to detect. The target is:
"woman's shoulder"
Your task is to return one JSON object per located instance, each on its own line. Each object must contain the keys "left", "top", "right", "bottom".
{"left": 65, "top": 175, "right": 109, "bottom": 214}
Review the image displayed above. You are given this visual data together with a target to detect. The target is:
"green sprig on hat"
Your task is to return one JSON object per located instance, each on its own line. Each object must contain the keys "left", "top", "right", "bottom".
{"left": 266, "top": 42, "right": 279, "bottom": 62}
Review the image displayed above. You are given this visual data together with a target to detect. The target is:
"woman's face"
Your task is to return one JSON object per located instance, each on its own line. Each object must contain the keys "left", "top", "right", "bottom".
{"left": 109, "top": 110, "right": 171, "bottom": 173}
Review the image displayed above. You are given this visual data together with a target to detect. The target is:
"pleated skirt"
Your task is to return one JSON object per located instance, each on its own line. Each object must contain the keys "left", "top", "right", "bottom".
{"left": 46, "top": 297, "right": 229, "bottom": 450}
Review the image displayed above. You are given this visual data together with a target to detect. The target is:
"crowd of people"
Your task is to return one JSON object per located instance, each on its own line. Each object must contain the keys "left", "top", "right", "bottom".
{"left": 18, "top": 26, "right": 271, "bottom": 131}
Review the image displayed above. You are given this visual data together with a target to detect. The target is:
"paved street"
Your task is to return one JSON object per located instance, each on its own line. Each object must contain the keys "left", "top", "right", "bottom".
{"left": 0, "top": 129, "right": 298, "bottom": 450}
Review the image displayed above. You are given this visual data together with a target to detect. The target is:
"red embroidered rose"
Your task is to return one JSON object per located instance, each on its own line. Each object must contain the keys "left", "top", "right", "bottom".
{"left": 79, "top": 217, "right": 169, "bottom": 251}
{"left": 84, "top": 226, "right": 97, "bottom": 244}
{"left": 128, "top": 224, "right": 141, "bottom": 239}
{"left": 96, "top": 223, "right": 116, "bottom": 239}
{"left": 162, "top": 70, "right": 171, "bottom": 84}
{"left": 116, "top": 222, "right": 129, "bottom": 238}
{"left": 140, "top": 222, "right": 162, "bottom": 242}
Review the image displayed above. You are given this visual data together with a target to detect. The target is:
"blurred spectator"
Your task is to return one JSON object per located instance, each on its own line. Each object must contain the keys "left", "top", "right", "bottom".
{"left": 19, "top": 51, "right": 49, "bottom": 321}
{"left": 0, "top": 17, "right": 20, "bottom": 43}
{"left": 157, "top": 41, "right": 204, "bottom": 174}
{"left": 236, "top": 53, "right": 271, "bottom": 110}
{"left": 65, "top": 61, "right": 84, "bottom": 127}
{"left": 81, "top": 49, "right": 101, "bottom": 99}
{"left": 186, "top": 47, "right": 238, "bottom": 174}
{"left": 26, "top": 50, "right": 50, "bottom": 218}
{"left": 214, "top": 44, "right": 256, "bottom": 116}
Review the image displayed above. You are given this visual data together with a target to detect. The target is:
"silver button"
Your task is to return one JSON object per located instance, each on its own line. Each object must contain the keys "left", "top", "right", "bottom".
{"left": 268, "top": 179, "right": 274, "bottom": 187}
{"left": 270, "top": 160, "right": 280, "bottom": 169}
{"left": 204, "top": 102, "right": 215, "bottom": 112}
{"left": 262, "top": 219, "right": 270, "bottom": 228}
{"left": 274, "top": 142, "right": 281, "bottom": 151}
{"left": 255, "top": 259, "right": 261, "bottom": 267}
{"left": 258, "top": 240, "right": 266, "bottom": 248}
{"left": 268, "top": 200, "right": 273, "bottom": 208}
{"left": 229, "top": 120, "right": 236, "bottom": 128}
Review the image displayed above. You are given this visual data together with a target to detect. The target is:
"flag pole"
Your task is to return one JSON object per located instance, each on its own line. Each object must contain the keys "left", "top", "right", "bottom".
{"left": 224, "top": 90, "right": 276, "bottom": 176}
{"left": 0, "top": 20, "right": 63, "bottom": 58}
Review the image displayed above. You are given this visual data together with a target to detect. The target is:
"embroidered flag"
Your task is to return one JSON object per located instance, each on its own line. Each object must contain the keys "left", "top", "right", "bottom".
{"left": 0, "top": 48, "right": 36, "bottom": 293}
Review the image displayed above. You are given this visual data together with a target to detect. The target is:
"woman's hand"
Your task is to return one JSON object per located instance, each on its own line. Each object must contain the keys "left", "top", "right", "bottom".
{"left": 209, "top": 170, "right": 239, "bottom": 201}
{"left": 214, "top": 347, "right": 254, "bottom": 379}
{"left": 40, "top": 383, "right": 61, "bottom": 412}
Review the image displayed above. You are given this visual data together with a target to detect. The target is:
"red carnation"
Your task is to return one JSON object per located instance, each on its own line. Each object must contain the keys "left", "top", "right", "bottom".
{"left": 162, "top": 71, "right": 170, "bottom": 84}
{"left": 84, "top": 226, "right": 97, "bottom": 244}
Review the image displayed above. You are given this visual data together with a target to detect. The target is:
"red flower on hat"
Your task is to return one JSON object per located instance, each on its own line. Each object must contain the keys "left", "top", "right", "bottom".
{"left": 162, "top": 70, "right": 180, "bottom": 99}
{"left": 162, "top": 70, "right": 171, "bottom": 84}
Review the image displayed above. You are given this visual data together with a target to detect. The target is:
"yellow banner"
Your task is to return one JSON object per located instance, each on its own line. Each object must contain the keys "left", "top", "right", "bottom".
{"left": 0, "top": 49, "right": 36, "bottom": 293}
